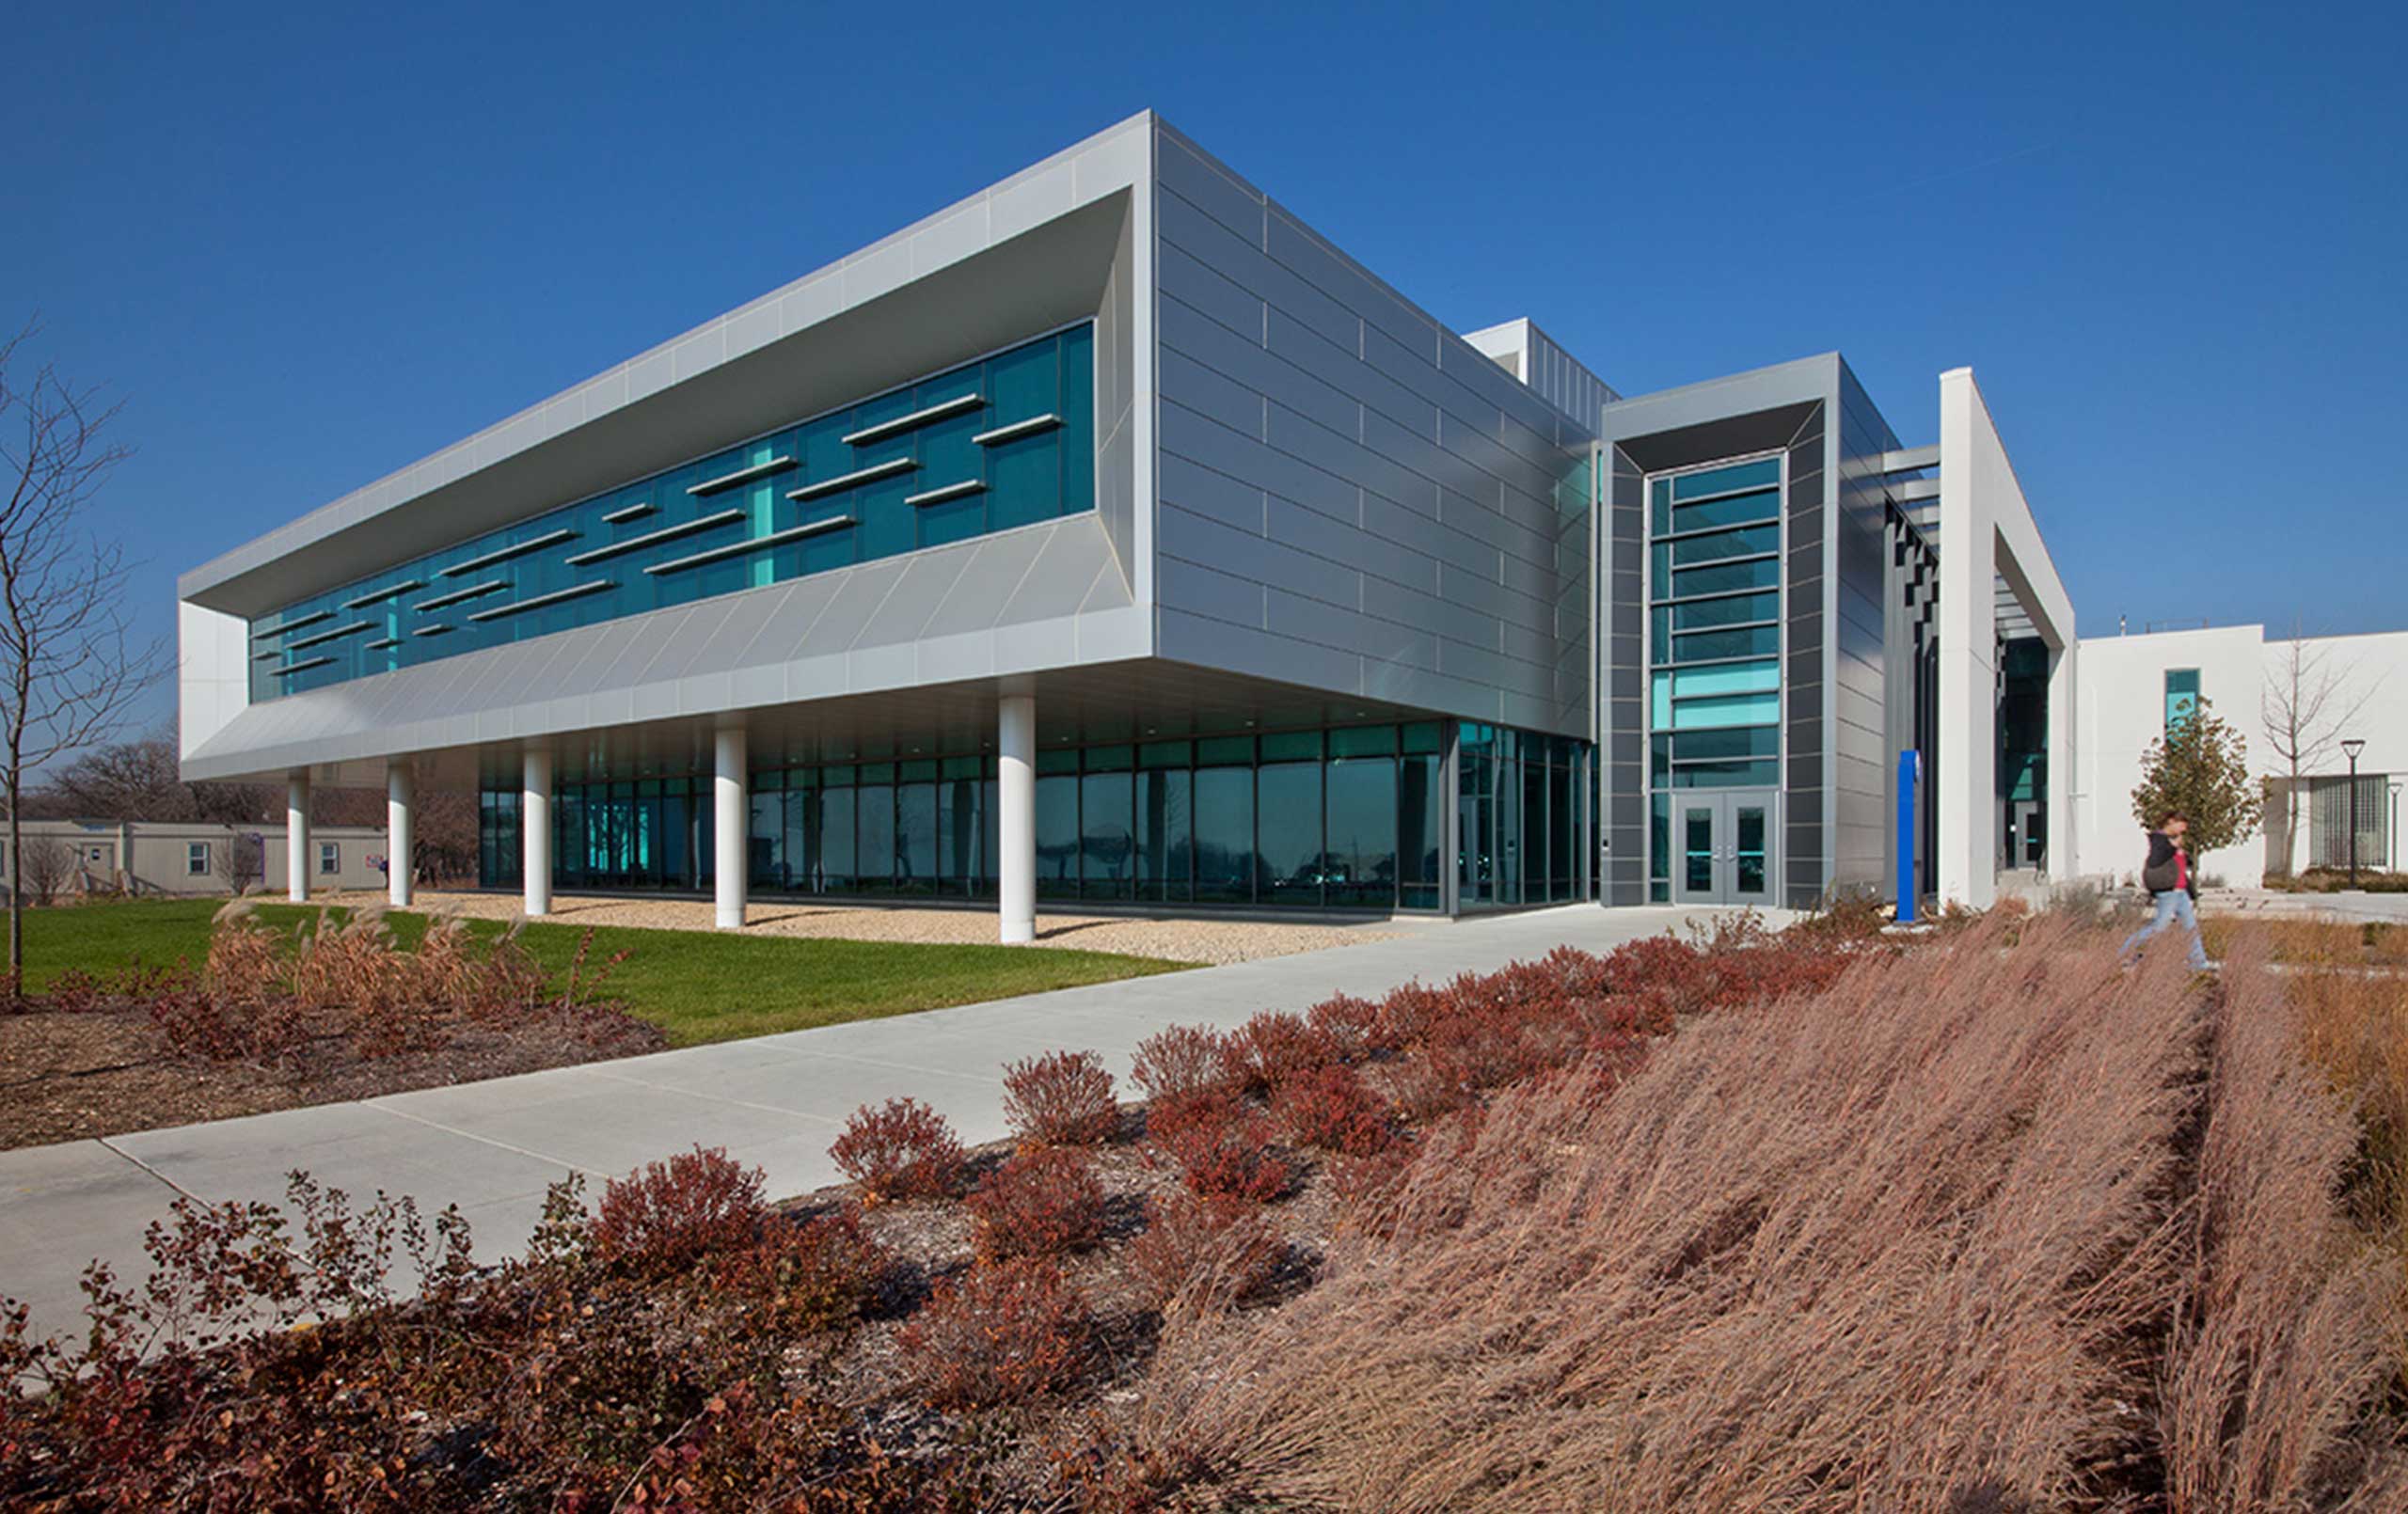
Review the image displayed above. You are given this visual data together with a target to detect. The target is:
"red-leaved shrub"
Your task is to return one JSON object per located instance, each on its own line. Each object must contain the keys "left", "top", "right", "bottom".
{"left": 1377, "top": 980, "right": 1450, "bottom": 1049}
{"left": 966, "top": 1147, "right": 1107, "bottom": 1261}
{"left": 1271, "top": 1063, "right": 1393, "bottom": 1157}
{"left": 1002, "top": 1049, "right": 1120, "bottom": 1146}
{"left": 590, "top": 1146, "right": 767, "bottom": 1273}
{"left": 1219, "top": 1011, "right": 1327, "bottom": 1096}
{"left": 897, "top": 1258, "right": 1093, "bottom": 1409}
{"left": 1131, "top": 1024, "right": 1228, "bottom": 1103}
{"left": 831, "top": 1097, "right": 965, "bottom": 1203}
{"left": 1306, "top": 992, "right": 1388, "bottom": 1062}
{"left": 1127, "top": 1191, "right": 1284, "bottom": 1313}
{"left": 1149, "top": 1090, "right": 1292, "bottom": 1203}
{"left": 703, "top": 1209, "right": 891, "bottom": 1335}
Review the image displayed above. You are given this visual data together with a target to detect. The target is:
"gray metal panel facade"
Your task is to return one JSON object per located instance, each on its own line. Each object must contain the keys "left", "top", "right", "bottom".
{"left": 1833, "top": 361, "right": 1905, "bottom": 897}
{"left": 1599, "top": 355, "right": 1860, "bottom": 909}
{"left": 1521, "top": 321, "right": 1621, "bottom": 428}
{"left": 1148, "top": 123, "right": 1593, "bottom": 736}
{"left": 1784, "top": 405, "right": 1829, "bottom": 907}
{"left": 1601, "top": 448, "right": 1647, "bottom": 904}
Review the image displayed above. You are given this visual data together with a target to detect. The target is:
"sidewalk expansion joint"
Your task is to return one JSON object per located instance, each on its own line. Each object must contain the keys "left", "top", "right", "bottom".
{"left": 96, "top": 1137, "right": 203, "bottom": 1204}
{"left": 363, "top": 1101, "right": 600, "bottom": 1178}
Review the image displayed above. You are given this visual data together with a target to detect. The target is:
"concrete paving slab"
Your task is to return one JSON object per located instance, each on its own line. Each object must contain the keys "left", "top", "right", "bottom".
{"left": 374, "top": 1080, "right": 818, "bottom": 1177}
{"left": 583, "top": 1049, "right": 963, "bottom": 1120}
{"left": 112, "top": 1102, "right": 573, "bottom": 1218}
{"left": 0, "top": 1141, "right": 180, "bottom": 1333}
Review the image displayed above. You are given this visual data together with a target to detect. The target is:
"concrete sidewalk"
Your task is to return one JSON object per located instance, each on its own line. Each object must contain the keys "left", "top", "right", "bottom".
{"left": 0, "top": 904, "right": 1754, "bottom": 1342}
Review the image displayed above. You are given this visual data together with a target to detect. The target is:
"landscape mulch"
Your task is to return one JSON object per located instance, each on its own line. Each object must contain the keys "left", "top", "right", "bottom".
{"left": 0, "top": 1004, "right": 664, "bottom": 1150}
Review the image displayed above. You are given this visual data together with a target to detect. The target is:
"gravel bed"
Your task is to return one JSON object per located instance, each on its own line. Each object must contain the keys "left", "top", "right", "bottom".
{"left": 323, "top": 890, "right": 1402, "bottom": 966}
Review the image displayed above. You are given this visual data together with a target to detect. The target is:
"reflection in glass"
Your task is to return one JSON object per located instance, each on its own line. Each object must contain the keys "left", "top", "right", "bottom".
{"left": 817, "top": 786, "right": 855, "bottom": 891}
{"left": 1735, "top": 805, "right": 1767, "bottom": 895}
{"left": 1080, "top": 772, "right": 1133, "bottom": 899}
{"left": 940, "top": 779, "right": 980, "bottom": 892}
{"left": 481, "top": 718, "right": 1592, "bottom": 918}
{"left": 1399, "top": 754, "right": 1441, "bottom": 910}
{"left": 1325, "top": 758, "right": 1398, "bottom": 907}
{"left": 895, "top": 783, "right": 936, "bottom": 895}
{"left": 1195, "top": 766, "right": 1253, "bottom": 903}
{"left": 855, "top": 785, "right": 895, "bottom": 895}
{"left": 1257, "top": 763, "right": 1323, "bottom": 907}
{"left": 1684, "top": 806, "right": 1715, "bottom": 893}
{"left": 1036, "top": 775, "right": 1079, "bottom": 899}
{"left": 1138, "top": 769, "right": 1193, "bottom": 902}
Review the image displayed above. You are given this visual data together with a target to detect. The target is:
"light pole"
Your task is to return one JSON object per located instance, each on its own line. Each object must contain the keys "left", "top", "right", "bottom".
{"left": 2341, "top": 737, "right": 2367, "bottom": 889}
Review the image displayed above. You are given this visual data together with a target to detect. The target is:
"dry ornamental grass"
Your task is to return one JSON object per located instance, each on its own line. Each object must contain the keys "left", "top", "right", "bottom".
{"left": 1116, "top": 919, "right": 2408, "bottom": 1512}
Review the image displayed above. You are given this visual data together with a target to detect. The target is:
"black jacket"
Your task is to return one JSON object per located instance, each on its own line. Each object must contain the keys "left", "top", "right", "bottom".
{"left": 2141, "top": 831, "right": 2198, "bottom": 898}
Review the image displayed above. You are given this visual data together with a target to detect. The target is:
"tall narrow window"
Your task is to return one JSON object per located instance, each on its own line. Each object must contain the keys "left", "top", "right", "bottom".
{"left": 1646, "top": 455, "right": 1783, "bottom": 902}
{"left": 2163, "top": 669, "right": 2200, "bottom": 731}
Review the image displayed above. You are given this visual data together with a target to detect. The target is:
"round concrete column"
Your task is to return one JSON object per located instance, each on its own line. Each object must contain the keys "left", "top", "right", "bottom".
{"left": 386, "top": 760, "right": 415, "bottom": 907}
{"left": 522, "top": 748, "right": 553, "bottom": 919}
{"left": 998, "top": 693, "right": 1036, "bottom": 944}
{"left": 714, "top": 724, "right": 748, "bottom": 931}
{"left": 286, "top": 773, "right": 311, "bottom": 903}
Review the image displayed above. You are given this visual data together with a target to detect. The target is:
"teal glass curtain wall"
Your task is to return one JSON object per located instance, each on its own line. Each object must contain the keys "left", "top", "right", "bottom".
{"left": 475, "top": 718, "right": 1498, "bottom": 912}
{"left": 1455, "top": 723, "right": 1584, "bottom": 909}
{"left": 251, "top": 324, "right": 1096, "bottom": 702}
{"left": 1645, "top": 455, "right": 1785, "bottom": 901}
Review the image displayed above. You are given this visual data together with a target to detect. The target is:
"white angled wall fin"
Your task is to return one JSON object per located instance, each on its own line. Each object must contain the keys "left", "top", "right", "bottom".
{"left": 644, "top": 516, "right": 856, "bottom": 576}
{"left": 973, "top": 414, "right": 1061, "bottom": 447}
{"left": 786, "top": 457, "right": 917, "bottom": 502}
{"left": 841, "top": 394, "right": 982, "bottom": 447}
{"left": 466, "top": 580, "right": 615, "bottom": 623}
{"left": 566, "top": 510, "right": 745, "bottom": 565}
{"left": 440, "top": 528, "right": 578, "bottom": 576}
{"left": 687, "top": 456, "right": 798, "bottom": 496}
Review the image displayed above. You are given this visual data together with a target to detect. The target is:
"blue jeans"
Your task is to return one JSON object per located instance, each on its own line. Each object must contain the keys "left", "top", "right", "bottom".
{"left": 2121, "top": 890, "right": 2208, "bottom": 969}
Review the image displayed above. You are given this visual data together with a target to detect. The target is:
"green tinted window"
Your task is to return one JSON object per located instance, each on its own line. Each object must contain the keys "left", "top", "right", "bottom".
{"left": 251, "top": 323, "right": 1098, "bottom": 702}
{"left": 1671, "top": 458, "right": 1779, "bottom": 500}
{"left": 1671, "top": 523, "right": 1780, "bottom": 565}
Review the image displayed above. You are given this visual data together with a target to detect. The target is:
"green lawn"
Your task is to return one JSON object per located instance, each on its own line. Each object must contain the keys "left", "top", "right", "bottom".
{"left": 12, "top": 898, "right": 1188, "bottom": 1047}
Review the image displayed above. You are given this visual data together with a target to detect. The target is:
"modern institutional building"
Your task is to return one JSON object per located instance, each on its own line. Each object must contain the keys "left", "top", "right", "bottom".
{"left": 173, "top": 112, "right": 2391, "bottom": 935}
{"left": 2073, "top": 625, "right": 2404, "bottom": 890}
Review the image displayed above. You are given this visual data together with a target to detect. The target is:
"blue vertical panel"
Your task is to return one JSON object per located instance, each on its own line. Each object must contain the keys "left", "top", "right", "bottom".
{"left": 1058, "top": 323, "right": 1095, "bottom": 517}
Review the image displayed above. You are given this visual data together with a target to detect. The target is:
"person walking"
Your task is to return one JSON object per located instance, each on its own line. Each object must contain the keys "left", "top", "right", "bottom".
{"left": 2119, "top": 810, "right": 2210, "bottom": 970}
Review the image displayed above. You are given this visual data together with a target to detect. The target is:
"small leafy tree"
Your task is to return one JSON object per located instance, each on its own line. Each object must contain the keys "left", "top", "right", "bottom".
{"left": 2131, "top": 697, "right": 2262, "bottom": 855}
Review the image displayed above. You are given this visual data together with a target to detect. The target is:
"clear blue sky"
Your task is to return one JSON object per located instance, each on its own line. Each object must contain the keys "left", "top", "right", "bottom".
{"left": 7, "top": 3, "right": 2403, "bottom": 736}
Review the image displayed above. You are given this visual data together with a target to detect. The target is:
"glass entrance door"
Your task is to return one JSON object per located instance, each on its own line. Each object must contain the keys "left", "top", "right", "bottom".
{"left": 1670, "top": 790, "right": 1778, "bottom": 907}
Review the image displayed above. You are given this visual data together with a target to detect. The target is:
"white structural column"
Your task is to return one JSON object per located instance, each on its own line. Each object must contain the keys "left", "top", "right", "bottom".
{"left": 522, "top": 748, "right": 553, "bottom": 918}
{"left": 1936, "top": 367, "right": 2079, "bottom": 909}
{"left": 2046, "top": 643, "right": 2080, "bottom": 882}
{"left": 286, "top": 773, "right": 311, "bottom": 903}
{"left": 386, "top": 760, "right": 415, "bottom": 907}
{"left": 714, "top": 724, "right": 748, "bottom": 931}
{"left": 998, "top": 692, "right": 1037, "bottom": 943}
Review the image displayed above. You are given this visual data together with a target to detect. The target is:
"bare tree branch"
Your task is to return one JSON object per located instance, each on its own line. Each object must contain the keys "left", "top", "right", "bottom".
{"left": 2261, "top": 616, "right": 2384, "bottom": 875}
{"left": 0, "top": 319, "right": 169, "bottom": 981}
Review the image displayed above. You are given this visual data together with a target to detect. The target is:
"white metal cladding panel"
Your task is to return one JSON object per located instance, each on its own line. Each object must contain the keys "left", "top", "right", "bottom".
{"left": 1149, "top": 125, "right": 1592, "bottom": 733}
{"left": 182, "top": 513, "right": 1136, "bottom": 781}
{"left": 1093, "top": 197, "right": 1141, "bottom": 592}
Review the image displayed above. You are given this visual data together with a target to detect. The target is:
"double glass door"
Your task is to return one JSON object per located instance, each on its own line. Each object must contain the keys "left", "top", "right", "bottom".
{"left": 1671, "top": 790, "right": 1775, "bottom": 906}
